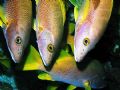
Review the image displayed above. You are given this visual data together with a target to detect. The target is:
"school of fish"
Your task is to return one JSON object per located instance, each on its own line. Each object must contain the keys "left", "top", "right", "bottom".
{"left": 0, "top": 0, "right": 114, "bottom": 89}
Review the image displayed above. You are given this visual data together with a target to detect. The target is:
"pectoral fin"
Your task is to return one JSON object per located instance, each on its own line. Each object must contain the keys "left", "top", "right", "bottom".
{"left": 38, "top": 71, "right": 54, "bottom": 81}
{"left": 67, "top": 84, "right": 77, "bottom": 90}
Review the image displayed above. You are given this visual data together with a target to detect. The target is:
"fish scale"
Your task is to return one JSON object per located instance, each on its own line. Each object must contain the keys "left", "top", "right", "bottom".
{"left": 18, "top": 0, "right": 32, "bottom": 26}
{"left": 6, "top": 0, "right": 32, "bottom": 27}
{"left": 5, "top": 0, "right": 18, "bottom": 23}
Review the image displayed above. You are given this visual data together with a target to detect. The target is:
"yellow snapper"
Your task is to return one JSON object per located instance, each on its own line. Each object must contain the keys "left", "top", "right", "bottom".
{"left": 35, "top": 0, "right": 66, "bottom": 66}
{"left": 0, "top": 0, "right": 32, "bottom": 63}
{"left": 70, "top": 0, "right": 113, "bottom": 62}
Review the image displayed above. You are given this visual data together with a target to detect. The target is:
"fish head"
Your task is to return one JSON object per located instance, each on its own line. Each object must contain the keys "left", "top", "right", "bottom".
{"left": 4, "top": 23, "right": 29, "bottom": 63}
{"left": 37, "top": 30, "right": 55, "bottom": 66}
{"left": 74, "top": 23, "right": 96, "bottom": 62}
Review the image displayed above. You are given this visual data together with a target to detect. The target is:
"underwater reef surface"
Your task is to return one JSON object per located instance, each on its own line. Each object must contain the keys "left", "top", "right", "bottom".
{"left": 0, "top": 0, "right": 120, "bottom": 90}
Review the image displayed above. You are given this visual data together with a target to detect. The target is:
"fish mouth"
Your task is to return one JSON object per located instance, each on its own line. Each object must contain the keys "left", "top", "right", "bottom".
{"left": 75, "top": 53, "right": 87, "bottom": 63}
{"left": 41, "top": 57, "right": 50, "bottom": 67}
{"left": 74, "top": 49, "right": 86, "bottom": 62}
{"left": 38, "top": 48, "right": 53, "bottom": 66}
{"left": 39, "top": 52, "right": 51, "bottom": 66}
{"left": 11, "top": 53, "right": 22, "bottom": 63}
{"left": 8, "top": 47, "right": 23, "bottom": 63}
{"left": 74, "top": 55, "right": 84, "bottom": 62}
{"left": 41, "top": 56, "right": 52, "bottom": 67}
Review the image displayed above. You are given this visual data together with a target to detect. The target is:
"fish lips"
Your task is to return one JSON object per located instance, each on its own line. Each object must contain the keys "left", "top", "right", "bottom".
{"left": 8, "top": 43, "right": 24, "bottom": 63}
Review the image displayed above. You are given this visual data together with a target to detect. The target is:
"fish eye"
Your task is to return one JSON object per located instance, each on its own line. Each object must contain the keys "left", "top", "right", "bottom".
{"left": 83, "top": 38, "right": 90, "bottom": 46}
{"left": 15, "top": 36, "right": 22, "bottom": 45}
{"left": 47, "top": 44, "right": 54, "bottom": 53}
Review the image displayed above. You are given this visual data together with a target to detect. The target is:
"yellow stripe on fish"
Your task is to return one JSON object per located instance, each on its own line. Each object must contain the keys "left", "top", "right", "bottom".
{"left": 74, "top": 0, "right": 90, "bottom": 22}
{"left": 77, "top": 0, "right": 90, "bottom": 24}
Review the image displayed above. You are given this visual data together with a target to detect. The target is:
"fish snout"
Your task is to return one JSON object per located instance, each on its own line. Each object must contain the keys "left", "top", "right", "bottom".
{"left": 9, "top": 47, "right": 23, "bottom": 63}
{"left": 13, "top": 55, "right": 22, "bottom": 63}
{"left": 41, "top": 55, "right": 52, "bottom": 66}
{"left": 74, "top": 54, "right": 85, "bottom": 62}
{"left": 74, "top": 48, "right": 86, "bottom": 62}
{"left": 38, "top": 47, "right": 53, "bottom": 66}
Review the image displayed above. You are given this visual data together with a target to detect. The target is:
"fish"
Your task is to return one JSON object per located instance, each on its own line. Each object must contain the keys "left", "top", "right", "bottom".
{"left": 35, "top": 0, "right": 66, "bottom": 66}
{"left": 22, "top": 45, "right": 106, "bottom": 89}
{"left": 69, "top": 0, "right": 113, "bottom": 62}
{"left": 0, "top": 0, "right": 32, "bottom": 63}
